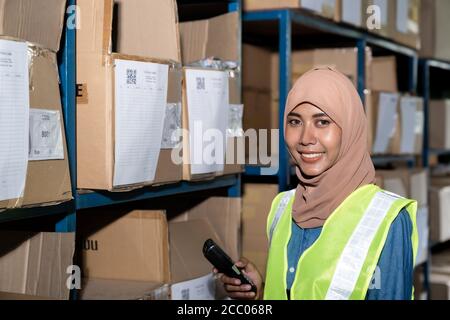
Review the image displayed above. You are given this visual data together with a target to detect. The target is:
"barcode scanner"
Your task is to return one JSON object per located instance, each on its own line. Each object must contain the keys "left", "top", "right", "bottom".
{"left": 203, "top": 239, "right": 257, "bottom": 294}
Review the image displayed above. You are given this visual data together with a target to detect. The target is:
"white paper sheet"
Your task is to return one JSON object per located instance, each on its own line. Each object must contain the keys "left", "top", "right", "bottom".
{"left": 342, "top": 0, "right": 362, "bottom": 26}
{"left": 113, "top": 59, "right": 168, "bottom": 187}
{"left": 400, "top": 97, "right": 418, "bottom": 154}
{"left": 396, "top": 0, "right": 409, "bottom": 33}
{"left": 185, "top": 69, "right": 229, "bottom": 175}
{"left": 374, "top": 0, "right": 388, "bottom": 26}
{"left": 302, "top": 0, "right": 323, "bottom": 13}
{"left": 372, "top": 93, "right": 399, "bottom": 154}
{"left": 29, "top": 109, "right": 64, "bottom": 161}
{"left": 0, "top": 39, "right": 29, "bottom": 202}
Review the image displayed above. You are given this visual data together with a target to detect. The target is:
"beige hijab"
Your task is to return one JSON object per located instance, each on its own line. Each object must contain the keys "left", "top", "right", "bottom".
{"left": 284, "top": 66, "right": 375, "bottom": 229}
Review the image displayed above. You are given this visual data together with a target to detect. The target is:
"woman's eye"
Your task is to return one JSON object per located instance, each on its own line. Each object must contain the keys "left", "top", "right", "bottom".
{"left": 317, "top": 119, "right": 330, "bottom": 127}
{"left": 289, "top": 119, "right": 302, "bottom": 126}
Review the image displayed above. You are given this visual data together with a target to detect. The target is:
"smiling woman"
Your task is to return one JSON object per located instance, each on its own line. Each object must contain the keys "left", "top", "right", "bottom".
{"left": 216, "top": 66, "right": 419, "bottom": 301}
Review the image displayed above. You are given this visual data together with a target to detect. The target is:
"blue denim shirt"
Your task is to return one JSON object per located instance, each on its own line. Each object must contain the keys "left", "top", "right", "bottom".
{"left": 286, "top": 208, "right": 414, "bottom": 300}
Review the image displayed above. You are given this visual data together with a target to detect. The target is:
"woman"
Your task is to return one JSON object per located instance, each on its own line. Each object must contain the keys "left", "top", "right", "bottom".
{"left": 217, "top": 66, "right": 418, "bottom": 300}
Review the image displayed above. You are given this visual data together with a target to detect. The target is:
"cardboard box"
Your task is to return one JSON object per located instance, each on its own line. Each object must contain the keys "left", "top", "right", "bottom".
{"left": 0, "top": 292, "right": 57, "bottom": 300}
{"left": 369, "top": 91, "right": 400, "bottom": 155}
{"left": 168, "top": 197, "right": 242, "bottom": 261}
{"left": 365, "top": 0, "right": 396, "bottom": 40}
{"left": 77, "top": 0, "right": 183, "bottom": 191}
{"left": 392, "top": 0, "right": 421, "bottom": 50}
{"left": 0, "top": 40, "right": 72, "bottom": 210}
{"left": 180, "top": 12, "right": 239, "bottom": 65}
{"left": 114, "top": 0, "right": 180, "bottom": 62}
{"left": 0, "top": 0, "right": 66, "bottom": 51}
{"left": 429, "top": 273, "right": 450, "bottom": 300}
{"left": 420, "top": 0, "right": 450, "bottom": 61}
{"left": 368, "top": 56, "right": 398, "bottom": 93}
{"left": 242, "top": 183, "right": 279, "bottom": 278}
{"left": 0, "top": 231, "right": 75, "bottom": 300}
{"left": 429, "top": 181, "right": 450, "bottom": 243}
{"left": 243, "top": 0, "right": 338, "bottom": 20}
{"left": 376, "top": 168, "right": 428, "bottom": 207}
{"left": 336, "top": 0, "right": 365, "bottom": 28}
{"left": 429, "top": 100, "right": 450, "bottom": 150}
{"left": 78, "top": 209, "right": 171, "bottom": 300}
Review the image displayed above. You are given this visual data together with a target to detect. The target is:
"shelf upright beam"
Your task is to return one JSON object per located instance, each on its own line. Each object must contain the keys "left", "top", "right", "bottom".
{"left": 56, "top": 0, "right": 77, "bottom": 233}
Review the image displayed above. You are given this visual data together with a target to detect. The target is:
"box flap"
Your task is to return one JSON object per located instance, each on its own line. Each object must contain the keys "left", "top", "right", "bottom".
{"left": 0, "top": 0, "right": 66, "bottom": 51}
{"left": 79, "top": 210, "right": 170, "bottom": 283}
{"left": 169, "top": 219, "right": 222, "bottom": 283}
{"left": 114, "top": 0, "right": 180, "bottom": 62}
{"left": 80, "top": 278, "right": 167, "bottom": 300}
{"left": 0, "top": 231, "right": 75, "bottom": 300}
{"left": 180, "top": 12, "right": 239, "bottom": 64}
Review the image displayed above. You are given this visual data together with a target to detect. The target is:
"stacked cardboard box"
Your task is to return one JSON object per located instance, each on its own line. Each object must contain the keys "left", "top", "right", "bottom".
{"left": 0, "top": 231, "right": 75, "bottom": 300}
{"left": 429, "top": 176, "right": 450, "bottom": 244}
{"left": 180, "top": 12, "right": 243, "bottom": 179}
{"left": 0, "top": 0, "right": 72, "bottom": 210}
{"left": 376, "top": 168, "right": 428, "bottom": 266}
{"left": 420, "top": 0, "right": 450, "bottom": 61}
{"left": 79, "top": 197, "right": 241, "bottom": 300}
{"left": 429, "top": 100, "right": 450, "bottom": 150}
{"left": 244, "top": 0, "right": 338, "bottom": 21}
{"left": 428, "top": 250, "right": 450, "bottom": 300}
{"left": 76, "top": 0, "right": 183, "bottom": 191}
{"left": 242, "top": 183, "right": 279, "bottom": 278}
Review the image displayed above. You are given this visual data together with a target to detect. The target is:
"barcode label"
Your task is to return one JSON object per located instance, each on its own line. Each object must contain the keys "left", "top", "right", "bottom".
{"left": 196, "top": 77, "right": 205, "bottom": 90}
{"left": 181, "top": 288, "right": 190, "bottom": 300}
{"left": 126, "top": 68, "right": 137, "bottom": 85}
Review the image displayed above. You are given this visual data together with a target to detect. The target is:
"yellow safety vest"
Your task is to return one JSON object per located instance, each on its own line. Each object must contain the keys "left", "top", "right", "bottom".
{"left": 264, "top": 184, "right": 418, "bottom": 300}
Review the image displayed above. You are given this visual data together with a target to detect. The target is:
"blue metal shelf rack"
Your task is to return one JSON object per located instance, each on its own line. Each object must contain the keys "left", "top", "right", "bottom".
{"left": 1, "top": 0, "right": 243, "bottom": 232}
{"left": 243, "top": 9, "right": 419, "bottom": 192}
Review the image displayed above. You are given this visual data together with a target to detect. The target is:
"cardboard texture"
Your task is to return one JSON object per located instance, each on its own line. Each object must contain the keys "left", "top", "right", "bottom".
{"left": 429, "top": 180, "right": 450, "bottom": 243}
{"left": 168, "top": 197, "right": 242, "bottom": 261}
{"left": 242, "top": 183, "right": 279, "bottom": 278}
{"left": 0, "top": 231, "right": 75, "bottom": 300}
{"left": 365, "top": 0, "right": 396, "bottom": 40}
{"left": 376, "top": 168, "right": 428, "bottom": 207}
{"left": 114, "top": 0, "right": 180, "bottom": 62}
{"left": 392, "top": 0, "right": 421, "bottom": 50}
{"left": 369, "top": 56, "right": 398, "bottom": 92}
{"left": 243, "top": 0, "right": 338, "bottom": 20}
{"left": 0, "top": 43, "right": 72, "bottom": 210}
{"left": 0, "top": 0, "right": 66, "bottom": 51}
{"left": 78, "top": 209, "right": 170, "bottom": 300}
{"left": 180, "top": 12, "right": 239, "bottom": 65}
{"left": 429, "top": 100, "right": 450, "bottom": 150}
{"left": 77, "top": 0, "right": 182, "bottom": 190}
{"left": 420, "top": 0, "right": 450, "bottom": 61}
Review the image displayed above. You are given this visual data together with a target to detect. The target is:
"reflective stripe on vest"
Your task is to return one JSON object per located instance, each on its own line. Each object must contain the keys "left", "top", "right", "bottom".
{"left": 265, "top": 184, "right": 418, "bottom": 300}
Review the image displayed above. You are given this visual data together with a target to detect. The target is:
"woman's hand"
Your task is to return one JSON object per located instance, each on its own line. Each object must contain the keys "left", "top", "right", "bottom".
{"left": 213, "top": 257, "right": 263, "bottom": 300}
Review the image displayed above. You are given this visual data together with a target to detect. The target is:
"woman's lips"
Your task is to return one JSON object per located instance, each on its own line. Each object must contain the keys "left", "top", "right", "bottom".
{"left": 299, "top": 152, "right": 324, "bottom": 163}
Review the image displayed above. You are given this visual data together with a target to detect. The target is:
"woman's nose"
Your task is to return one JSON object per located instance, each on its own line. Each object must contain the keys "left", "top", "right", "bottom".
{"left": 300, "top": 124, "right": 317, "bottom": 146}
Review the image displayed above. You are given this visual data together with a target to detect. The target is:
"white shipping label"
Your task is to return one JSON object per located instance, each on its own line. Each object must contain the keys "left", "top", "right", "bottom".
{"left": 171, "top": 274, "right": 216, "bottom": 300}
{"left": 185, "top": 69, "right": 229, "bottom": 175}
{"left": 400, "top": 97, "right": 417, "bottom": 154}
{"left": 0, "top": 39, "right": 29, "bottom": 202}
{"left": 396, "top": 0, "right": 409, "bottom": 33}
{"left": 301, "top": 0, "right": 322, "bottom": 13}
{"left": 373, "top": 0, "right": 388, "bottom": 26}
{"left": 343, "top": 0, "right": 362, "bottom": 26}
{"left": 113, "top": 59, "right": 169, "bottom": 187}
{"left": 29, "top": 109, "right": 64, "bottom": 161}
{"left": 372, "top": 93, "right": 399, "bottom": 154}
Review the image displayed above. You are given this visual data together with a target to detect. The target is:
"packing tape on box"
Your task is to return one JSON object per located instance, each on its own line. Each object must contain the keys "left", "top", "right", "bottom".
{"left": 227, "top": 104, "right": 244, "bottom": 138}
{"left": 27, "top": 43, "right": 60, "bottom": 90}
{"left": 187, "top": 57, "right": 240, "bottom": 79}
{"left": 161, "top": 103, "right": 182, "bottom": 149}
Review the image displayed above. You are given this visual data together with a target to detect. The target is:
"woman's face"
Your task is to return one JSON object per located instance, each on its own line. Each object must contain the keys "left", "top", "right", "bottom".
{"left": 285, "top": 103, "right": 342, "bottom": 178}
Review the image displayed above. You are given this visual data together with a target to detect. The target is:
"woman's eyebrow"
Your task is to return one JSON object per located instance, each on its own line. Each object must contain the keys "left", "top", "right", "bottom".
{"left": 312, "top": 113, "right": 328, "bottom": 119}
{"left": 288, "top": 111, "right": 301, "bottom": 118}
